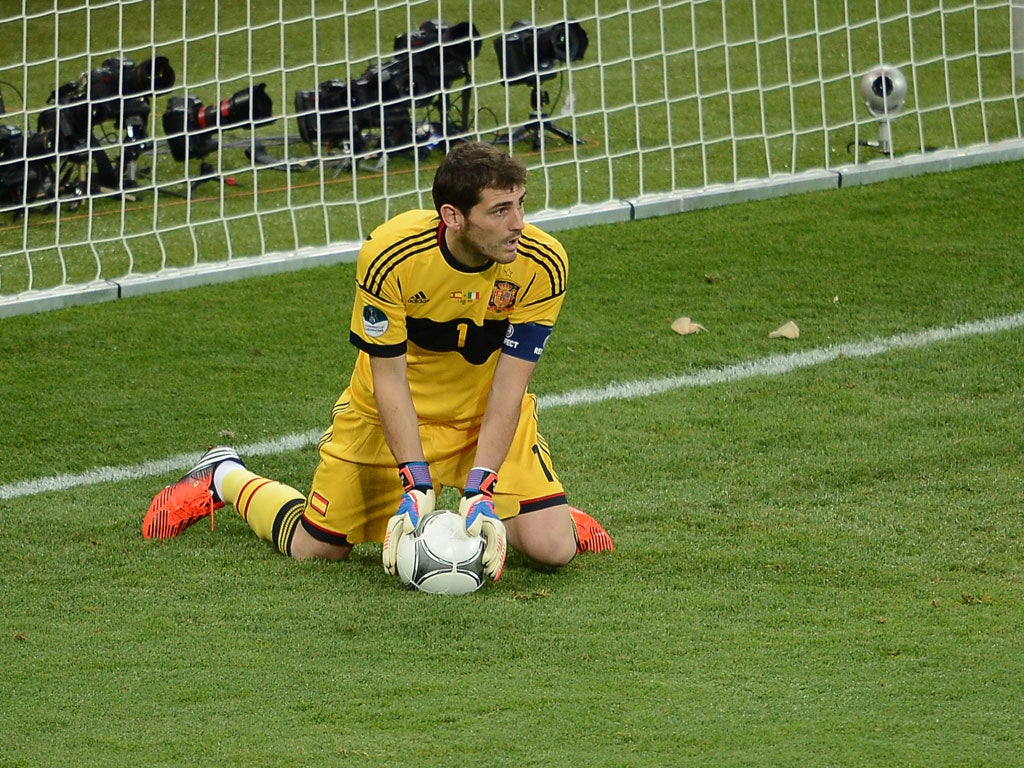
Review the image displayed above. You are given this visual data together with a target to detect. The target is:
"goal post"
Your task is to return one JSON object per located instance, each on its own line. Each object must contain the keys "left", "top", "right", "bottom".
{"left": 1, "top": 0, "right": 1023, "bottom": 317}
{"left": 1014, "top": 0, "right": 1024, "bottom": 77}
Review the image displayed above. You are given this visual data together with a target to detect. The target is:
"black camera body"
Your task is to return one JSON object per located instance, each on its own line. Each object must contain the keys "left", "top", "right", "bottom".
{"left": 162, "top": 83, "right": 274, "bottom": 162}
{"left": 38, "top": 56, "right": 175, "bottom": 149}
{"left": 88, "top": 57, "right": 175, "bottom": 99}
{"left": 85, "top": 56, "right": 175, "bottom": 125}
{"left": 0, "top": 124, "right": 56, "bottom": 207}
{"left": 294, "top": 78, "right": 379, "bottom": 150}
{"left": 36, "top": 81, "right": 93, "bottom": 156}
{"left": 0, "top": 55, "right": 174, "bottom": 210}
{"left": 162, "top": 95, "right": 217, "bottom": 161}
{"left": 294, "top": 19, "right": 480, "bottom": 154}
{"left": 393, "top": 20, "right": 480, "bottom": 94}
{"left": 295, "top": 70, "right": 414, "bottom": 152}
{"left": 495, "top": 20, "right": 589, "bottom": 84}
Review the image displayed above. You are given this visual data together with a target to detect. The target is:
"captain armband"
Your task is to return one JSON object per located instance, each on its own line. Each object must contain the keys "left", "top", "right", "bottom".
{"left": 502, "top": 322, "right": 553, "bottom": 362}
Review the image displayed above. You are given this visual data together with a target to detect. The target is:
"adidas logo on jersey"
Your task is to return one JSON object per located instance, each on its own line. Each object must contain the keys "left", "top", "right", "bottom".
{"left": 408, "top": 291, "right": 429, "bottom": 304}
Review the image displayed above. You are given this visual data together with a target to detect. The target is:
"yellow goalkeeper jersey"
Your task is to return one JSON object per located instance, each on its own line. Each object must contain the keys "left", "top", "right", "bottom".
{"left": 345, "top": 209, "right": 567, "bottom": 425}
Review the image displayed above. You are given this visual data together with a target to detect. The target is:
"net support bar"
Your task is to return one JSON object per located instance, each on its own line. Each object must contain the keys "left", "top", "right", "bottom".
{"left": 5, "top": 138, "right": 1023, "bottom": 320}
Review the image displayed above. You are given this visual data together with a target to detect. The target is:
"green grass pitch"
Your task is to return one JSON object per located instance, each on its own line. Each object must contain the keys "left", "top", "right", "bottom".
{"left": 2, "top": 159, "right": 1024, "bottom": 766}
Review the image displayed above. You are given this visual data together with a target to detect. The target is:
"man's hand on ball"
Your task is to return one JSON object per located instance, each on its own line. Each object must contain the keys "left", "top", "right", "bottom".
{"left": 458, "top": 467, "right": 507, "bottom": 581}
{"left": 382, "top": 461, "right": 435, "bottom": 576}
{"left": 461, "top": 498, "right": 507, "bottom": 581}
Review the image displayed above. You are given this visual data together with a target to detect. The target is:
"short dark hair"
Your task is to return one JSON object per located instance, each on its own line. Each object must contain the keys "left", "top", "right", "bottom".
{"left": 431, "top": 141, "right": 527, "bottom": 214}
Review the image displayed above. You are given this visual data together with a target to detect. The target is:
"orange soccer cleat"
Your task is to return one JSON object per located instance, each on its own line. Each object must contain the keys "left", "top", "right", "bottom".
{"left": 142, "top": 446, "right": 243, "bottom": 540}
{"left": 569, "top": 506, "right": 614, "bottom": 554}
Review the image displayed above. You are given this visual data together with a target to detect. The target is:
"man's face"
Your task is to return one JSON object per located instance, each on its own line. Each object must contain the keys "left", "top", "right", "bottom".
{"left": 446, "top": 184, "right": 526, "bottom": 268}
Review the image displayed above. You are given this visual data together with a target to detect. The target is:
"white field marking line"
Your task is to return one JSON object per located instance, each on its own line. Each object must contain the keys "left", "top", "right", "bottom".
{"left": 3, "top": 310, "right": 1023, "bottom": 501}
{"left": 540, "top": 310, "right": 1024, "bottom": 409}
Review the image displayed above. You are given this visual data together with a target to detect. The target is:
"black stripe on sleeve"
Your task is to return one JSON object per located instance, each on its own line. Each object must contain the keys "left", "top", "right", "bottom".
{"left": 349, "top": 331, "right": 407, "bottom": 358}
{"left": 518, "top": 234, "right": 567, "bottom": 297}
{"left": 362, "top": 228, "right": 438, "bottom": 297}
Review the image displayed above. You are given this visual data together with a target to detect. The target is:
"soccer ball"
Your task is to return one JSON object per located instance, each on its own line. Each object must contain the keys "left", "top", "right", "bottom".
{"left": 396, "top": 510, "right": 486, "bottom": 595}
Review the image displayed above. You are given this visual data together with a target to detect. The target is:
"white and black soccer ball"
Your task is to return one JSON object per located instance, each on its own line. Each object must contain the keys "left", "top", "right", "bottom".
{"left": 396, "top": 510, "right": 486, "bottom": 595}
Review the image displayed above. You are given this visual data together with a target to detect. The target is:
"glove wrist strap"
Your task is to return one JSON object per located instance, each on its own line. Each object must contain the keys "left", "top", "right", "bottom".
{"left": 464, "top": 466, "right": 498, "bottom": 497}
{"left": 398, "top": 461, "right": 432, "bottom": 492}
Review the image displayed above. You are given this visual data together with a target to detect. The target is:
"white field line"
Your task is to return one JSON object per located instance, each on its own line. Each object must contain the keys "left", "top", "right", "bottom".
{"left": 3, "top": 310, "right": 1023, "bottom": 501}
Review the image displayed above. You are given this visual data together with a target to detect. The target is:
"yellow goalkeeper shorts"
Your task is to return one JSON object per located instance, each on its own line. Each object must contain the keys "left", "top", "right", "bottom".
{"left": 301, "top": 392, "right": 566, "bottom": 545}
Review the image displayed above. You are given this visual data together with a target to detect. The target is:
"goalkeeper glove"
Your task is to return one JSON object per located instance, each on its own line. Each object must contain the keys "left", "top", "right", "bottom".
{"left": 458, "top": 467, "right": 507, "bottom": 581}
{"left": 382, "top": 461, "right": 435, "bottom": 576}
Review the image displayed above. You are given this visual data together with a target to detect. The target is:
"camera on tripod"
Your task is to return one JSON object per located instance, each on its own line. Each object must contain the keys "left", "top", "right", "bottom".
{"left": 162, "top": 83, "right": 275, "bottom": 164}
{"left": 0, "top": 124, "right": 57, "bottom": 212}
{"left": 294, "top": 75, "right": 392, "bottom": 155}
{"left": 294, "top": 19, "right": 481, "bottom": 160}
{"left": 37, "top": 55, "right": 175, "bottom": 195}
{"left": 494, "top": 20, "right": 589, "bottom": 150}
{"left": 495, "top": 20, "right": 589, "bottom": 85}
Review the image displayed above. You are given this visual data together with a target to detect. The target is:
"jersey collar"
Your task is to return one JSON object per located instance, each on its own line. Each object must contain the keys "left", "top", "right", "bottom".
{"left": 437, "top": 221, "right": 493, "bottom": 274}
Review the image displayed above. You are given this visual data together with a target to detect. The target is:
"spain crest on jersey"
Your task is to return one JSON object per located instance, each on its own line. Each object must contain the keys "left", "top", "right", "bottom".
{"left": 489, "top": 280, "right": 520, "bottom": 313}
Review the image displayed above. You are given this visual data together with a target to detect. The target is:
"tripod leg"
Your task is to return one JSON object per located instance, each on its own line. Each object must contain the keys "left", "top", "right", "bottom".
{"left": 501, "top": 114, "right": 585, "bottom": 150}
{"left": 493, "top": 121, "right": 541, "bottom": 149}
{"left": 541, "top": 119, "right": 586, "bottom": 146}
{"left": 190, "top": 162, "right": 219, "bottom": 192}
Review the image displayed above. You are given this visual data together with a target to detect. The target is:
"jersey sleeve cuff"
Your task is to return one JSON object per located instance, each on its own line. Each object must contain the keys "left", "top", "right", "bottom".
{"left": 349, "top": 331, "right": 407, "bottom": 357}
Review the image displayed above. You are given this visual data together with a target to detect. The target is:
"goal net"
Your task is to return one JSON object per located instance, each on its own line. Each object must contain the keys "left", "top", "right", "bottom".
{"left": 2, "top": 0, "right": 1023, "bottom": 316}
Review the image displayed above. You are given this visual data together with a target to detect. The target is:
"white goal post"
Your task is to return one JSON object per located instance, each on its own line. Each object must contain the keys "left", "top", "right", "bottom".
{"left": 1, "top": 0, "right": 1023, "bottom": 317}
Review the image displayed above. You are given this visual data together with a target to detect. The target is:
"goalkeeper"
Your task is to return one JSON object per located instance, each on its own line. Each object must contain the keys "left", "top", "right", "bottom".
{"left": 142, "top": 141, "right": 612, "bottom": 579}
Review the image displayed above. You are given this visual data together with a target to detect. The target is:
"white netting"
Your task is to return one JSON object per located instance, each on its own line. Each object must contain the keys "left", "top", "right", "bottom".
{"left": 1, "top": 0, "right": 1022, "bottom": 314}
